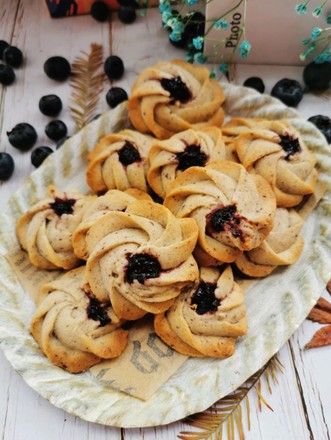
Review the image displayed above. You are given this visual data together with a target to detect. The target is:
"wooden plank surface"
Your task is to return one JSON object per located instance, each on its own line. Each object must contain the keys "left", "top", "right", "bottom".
{"left": 0, "top": 1, "right": 330, "bottom": 439}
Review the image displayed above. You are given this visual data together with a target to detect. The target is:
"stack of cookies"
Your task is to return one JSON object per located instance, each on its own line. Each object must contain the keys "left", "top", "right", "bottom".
{"left": 16, "top": 60, "right": 318, "bottom": 373}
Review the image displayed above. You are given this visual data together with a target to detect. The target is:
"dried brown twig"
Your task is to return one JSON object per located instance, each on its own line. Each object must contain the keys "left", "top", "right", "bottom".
{"left": 178, "top": 355, "right": 283, "bottom": 440}
{"left": 69, "top": 43, "right": 105, "bottom": 132}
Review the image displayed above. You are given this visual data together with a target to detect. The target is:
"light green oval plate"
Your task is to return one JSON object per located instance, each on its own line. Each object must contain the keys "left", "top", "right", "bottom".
{"left": 0, "top": 84, "right": 330, "bottom": 428}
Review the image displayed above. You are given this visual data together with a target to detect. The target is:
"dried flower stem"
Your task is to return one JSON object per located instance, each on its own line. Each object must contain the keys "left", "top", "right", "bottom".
{"left": 69, "top": 43, "right": 105, "bottom": 133}
{"left": 178, "top": 355, "right": 283, "bottom": 440}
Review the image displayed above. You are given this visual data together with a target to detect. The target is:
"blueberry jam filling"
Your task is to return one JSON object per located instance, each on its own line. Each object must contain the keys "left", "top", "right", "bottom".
{"left": 279, "top": 134, "right": 302, "bottom": 159}
{"left": 118, "top": 141, "right": 141, "bottom": 166}
{"left": 176, "top": 144, "right": 207, "bottom": 171}
{"left": 49, "top": 197, "right": 76, "bottom": 216}
{"left": 125, "top": 253, "right": 161, "bottom": 284}
{"left": 191, "top": 281, "right": 220, "bottom": 315}
{"left": 160, "top": 76, "right": 191, "bottom": 102}
{"left": 206, "top": 205, "right": 244, "bottom": 240}
{"left": 87, "top": 297, "right": 111, "bottom": 327}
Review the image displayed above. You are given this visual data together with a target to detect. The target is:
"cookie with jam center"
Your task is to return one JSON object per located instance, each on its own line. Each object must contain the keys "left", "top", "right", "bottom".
{"left": 30, "top": 266, "right": 128, "bottom": 373}
{"left": 147, "top": 126, "right": 237, "bottom": 199}
{"left": 223, "top": 118, "right": 318, "bottom": 207}
{"left": 84, "top": 199, "right": 199, "bottom": 320}
{"left": 154, "top": 265, "right": 247, "bottom": 358}
{"left": 164, "top": 160, "right": 276, "bottom": 266}
{"left": 86, "top": 129, "right": 155, "bottom": 193}
{"left": 16, "top": 185, "right": 95, "bottom": 270}
{"left": 128, "top": 59, "right": 225, "bottom": 140}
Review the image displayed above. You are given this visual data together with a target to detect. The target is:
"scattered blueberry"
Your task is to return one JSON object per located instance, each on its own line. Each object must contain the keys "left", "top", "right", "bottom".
{"left": 0, "top": 40, "right": 9, "bottom": 60}
{"left": 118, "top": 0, "right": 139, "bottom": 8}
{"left": 44, "top": 56, "right": 71, "bottom": 81}
{"left": 271, "top": 78, "right": 303, "bottom": 107}
{"left": 56, "top": 136, "right": 70, "bottom": 149}
{"left": 90, "top": 1, "right": 109, "bottom": 22}
{"left": 0, "top": 63, "right": 15, "bottom": 85}
{"left": 183, "top": 12, "right": 205, "bottom": 45}
{"left": 303, "top": 61, "right": 331, "bottom": 92}
{"left": 31, "top": 146, "right": 53, "bottom": 167}
{"left": 106, "top": 87, "right": 128, "bottom": 108}
{"left": 163, "top": 9, "right": 180, "bottom": 32}
{"left": 39, "top": 94, "right": 63, "bottom": 117}
{"left": 7, "top": 123, "right": 37, "bottom": 151}
{"left": 243, "top": 77, "right": 265, "bottom": 93}
{"left": 308, "top": 115, "right": 331, "bottom": 144}
{"left": 104, "top": 55, "right": 124, "bottom": 80}
{"left": 118, "top": 6, "right": 136, "bottom": 24}
{"left": 168, "top": 12, "right": 205, "bottom": 49}
{"left": 0, "top": 152, "right": 15, "bottom": 181}
{"left": 3, "top": 46, "right": 23, "bottom": 68}
{"left": 45, "top": 120, "right": 68, "bottom": 141}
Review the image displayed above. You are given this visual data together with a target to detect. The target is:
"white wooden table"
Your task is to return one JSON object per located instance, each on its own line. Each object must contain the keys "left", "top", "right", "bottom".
{"left": 0, "top": 1, "right": 330, "bottom": 439}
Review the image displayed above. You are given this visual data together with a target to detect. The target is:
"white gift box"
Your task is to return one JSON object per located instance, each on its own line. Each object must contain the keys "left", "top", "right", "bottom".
{"left": 204, "top": 0, "right": 329, "bottom": 65}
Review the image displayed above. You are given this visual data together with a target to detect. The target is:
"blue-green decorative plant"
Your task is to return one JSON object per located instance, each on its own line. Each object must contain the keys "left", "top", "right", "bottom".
{"left": 159, "top": 0, "right": 251, "bottom": 77}
{"left": 158, "top": 0, "right": 331, "bottom": 77}
{"left": 296, "top": 1, "right": 331, "bottom": 63}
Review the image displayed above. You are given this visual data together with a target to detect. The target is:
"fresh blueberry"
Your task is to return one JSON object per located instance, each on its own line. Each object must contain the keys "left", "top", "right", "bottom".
{"left": 163, "top": 10, "right": 180, "bottom": 32}
{"left": 39, "top": 94, "right": 63, "bottom": 117}
{"left": 0, "top": 63, "right": 15, "bottom": 85}
{"left": 271, "top": 78, "right": 303, "bottom": 107}
{"left": 106, "top": 87, "right": 128, "bottom": 108}
{"left": 90, "top": 1, "right": 109, "bottom": 22}
{"left": 183, "top": 12, "right": 205, "bottom": 45}
{"left": 45, "top": 120, "right": 68, "bottom": 141}
{"left": 104, "top": 55, "right": 124, "bottom": 80}
{"left": 243, "top": 77, "right": 265, "bottom": 93}
{"left": 308, "top": 115, "right": 331, "bottom": 144}
{"left": 7, "top": 123, "right": 37, "bottom": 151}
{"left": 3, "top": 46, "right": 23, "bottom": 68}
{"left": 0, "top": 40, "right": 9, "bottom": 60}
{"left": 303, "top": 61, "right": 331, "bottom": 92}
{"left": 168, "top": 12, "right": 205, "bottom": 49}
{"left": 0, "top": 152, "right": 15, "bottom": 180}
{"left": 118, "top": 6, "right": 136, "bottom": 24}
{"left": 44, "top": 56, "right": 71, "bottom": 81}
{"left": 31, "top": 146, "right": 54, "bottom": 167}
{"left": 118, "top": 0, "right": 139, "bottom": 8}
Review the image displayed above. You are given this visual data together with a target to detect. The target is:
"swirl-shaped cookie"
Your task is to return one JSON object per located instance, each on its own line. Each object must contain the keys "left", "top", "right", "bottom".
{"left": 72, "top": 189, "right": 152, "bottom": 261}
{"left": 222, "top": 117, "right": 270, "bottom": 137}
{"left": 30, "top": 267, "right": 129, "bottom": 373}
{"left": 85, "top": 199, "right": 199, "bottom": 320}
{"left": 164, "top": 160, "right": 276, "bottom": 266}
{"left": 86, "top": 129, "right": 154, "bottom": 193}
{"left": 234, "top": 207, "right": 304, "bottom": 277}
{"left": 147, "top": 127, "right": 236, "bottom": 199}
{"left": 233, "top": 120, "right": 318, "bottom": 207}
{"left": 16, "top": 186, "right": 95, "bottom": 270}
{"left": 154, "top": 265, "right": 247, "bottom": 358}
{"left": 128, "top": 59, "right": 225, "bottom": 139}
